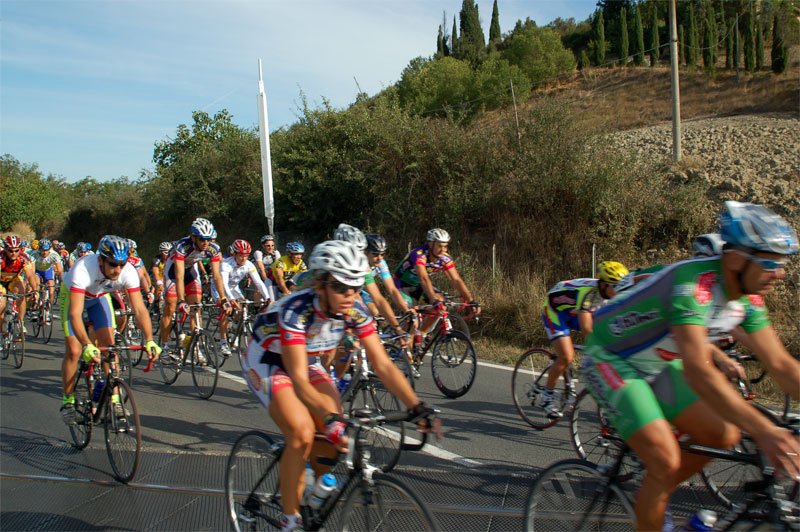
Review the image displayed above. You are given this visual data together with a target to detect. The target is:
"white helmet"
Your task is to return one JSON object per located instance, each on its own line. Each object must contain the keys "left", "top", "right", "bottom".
{"left": 426, "top": 228, "right": 450, "bottom": 243}
{"left": 190, "top": 217, "right": 215, "bottom": 239}
{"left": 309, "top": 240, "right": 369, "bottom": 286}
{"left": 720, "top": 201, "right": 798, "bottom": 255}
{"left": 333, "top": 223, "right": 367, "bottom": 251}
{"left": 159, "top": 241, "right": 172, "bottom": 252}
{"left": 692, "top": 233, "right": 724, "bottom": 258}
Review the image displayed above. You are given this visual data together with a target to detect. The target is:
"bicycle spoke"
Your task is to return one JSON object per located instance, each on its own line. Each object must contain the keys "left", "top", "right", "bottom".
{"left": 225, "top": 431, "right": 282, "bottom": 532}
{"left": 339, "top": 476, "right": 439, "bottom": 531}
{"left": 192, "top": 331, "right": 219, "bottom": 399}
{"left": 104, "top": 379, "right": 141, "bottom": 483}
{"left": 430, "top": 330, "right": 476, "bottom": 398}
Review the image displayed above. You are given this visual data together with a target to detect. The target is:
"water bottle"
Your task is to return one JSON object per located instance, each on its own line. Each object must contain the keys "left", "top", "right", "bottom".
{"left": 92, "top": 378, "right": 105, "bottom": 402}
{"left": 182, "top": 332, "right": 192, "bottom": 348}
{"left": 308, "top": 473, "right": 337, "bottom": 510}
{"left": 338, "top": 372, "right": 352, "bottom": 394}
{"left": 685, "top": 509, "right": 717, "bottom": 531}
{"left": 413, "top": 328, "right": 422, "bottom": 346}
{"left": 301, "top": 464, "right": 314, "bottom": 505}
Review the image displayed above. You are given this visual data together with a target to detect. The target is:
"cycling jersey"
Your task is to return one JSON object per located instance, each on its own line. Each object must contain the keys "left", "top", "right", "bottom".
{"left": 151, "top": 254, "right": 167, "bottom": 279}
{"left": 268, "top": 256, "right": 307, "bottom": 284}
{"left": 542, "top": 278, "right": 605, "bottom": 341}
{"left": 212, "top": 256, "right": 269, "bottom": 301}
{"left": 253, "top": 249, "right": 281, "bottom": 271}
{"left": 165, "top": 236, "right": 221, "bottom": 272}
{"left": 393, "top": 244, "right": 455, "bottom": 288}
{"left": 63, "top": 254, "right": 141, "bottom": 300}
{"left": 361, "top": 258, "right": 391, "bottom": 304}
{"left": 1, "top": 254, "right": 33, "bottom": 286}
{"left": 127, "top": 255, "right": 144, "bottom": 270}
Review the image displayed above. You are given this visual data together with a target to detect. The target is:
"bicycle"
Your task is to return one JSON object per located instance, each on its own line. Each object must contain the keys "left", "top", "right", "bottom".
{"left": 113, "top": 307, "right": 144, "bottom": 368}
{"left": 225, "top": 409, "right": 439, "bottom": 532}
{"left": 511, "top": 344, "right": 583, "bottom": 430}
{"left": 67, "top": 344, "right": 144, "bottom": 483}
{"left": 29, "top": 283, "right": 54, "bottom": 343}
{"left": 524, "top": 414, "right": 800, "bottom": 531}
{"left": 209, "top": 299, "right": 263, "bottom": 368}
{"left": 1, "top": 292, "right": 31, "bottom": 369}
{"left": 158, "top": 303, "right": 220, "bottom": 399}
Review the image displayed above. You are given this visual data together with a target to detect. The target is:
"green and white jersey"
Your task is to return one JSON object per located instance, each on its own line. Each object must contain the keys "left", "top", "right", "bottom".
{"left": 587, "top": 257, "right": 770, "bottom": 376}
{"left": 33, "top": 251, "right": 62, "bottom": 271}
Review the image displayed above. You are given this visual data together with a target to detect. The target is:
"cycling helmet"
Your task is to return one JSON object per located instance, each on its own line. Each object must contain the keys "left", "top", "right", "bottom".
{"left": 39, "top": 239, "right": 52, "bottom": 251}
{"left": 232, "top": 239, "right": 251, "bottom": 255}
{"left": 21, "top": 240, "right": 28, "bottom": 248}
{"left": 76, "top": 242, "right": 88, "bottom": 253}
{"left": 692, "top": 233, "right": 724, "bottom": 258}
{"left": 159, "top": 241, "right": 172, "bottom": 253}
{"left": 308, "top": 240, "right": 369, "bottom": 286}
{"left": 4, "top": 235, "right": 21, "bottom": 249}
{"left": 719, "top": 201, "right": 798, "bottom": 255}
{"left": 333, "top": 223, "right": 367, "bottom": 251}
{"left": 127, "top": 239, "right": 137, "bottom": 251}
{"left": 190, "top": 217, "right": 215, "bottom": 239}
{"left": 286, "top": 242, "right": 305, "bottom": 254}
{"left": 31, "top": 240, "right": 40, "bottom": 250}
{"left": 97, "top": 235, "right": 129, "bottom": 263}
{"left": 597, "top": 261, "right": 629, "bottom": 285}
{"left": 365, "top": 233, "right": 388, "bottom": 254}
{"left": 426, "top": 228, "right": 451, "bottom": 243}
{"left": 56, "top": 242, "right": 66, "bottom": 251}
{"left": 260, "top": 235, "right": 275, "bottom": 244}
{"left": 212, "top": 230, "right": 217, "bottom": 239}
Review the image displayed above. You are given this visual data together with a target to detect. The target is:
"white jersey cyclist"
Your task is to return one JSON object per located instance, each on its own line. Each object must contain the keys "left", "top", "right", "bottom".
{"left": 211, "top": 255, "right": 270, "bottom": 301}
{"left": 64, "top": 254, "right": 140, "bottom": 300}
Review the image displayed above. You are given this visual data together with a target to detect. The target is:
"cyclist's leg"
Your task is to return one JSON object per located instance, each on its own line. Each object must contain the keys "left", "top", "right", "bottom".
{"left": 0, "top": 283, "right": 7, "bottom": 316}
{"left": 11, "top": 277, "right": 27, "bottom": 321}
{"left": 547, "top": 337, "right": 575, "bottom": 389}
{"left": 185, "top": 267, "right": 203, "bottom": 330}
{"left": 160, "top": 269, "right": 178, "bottom": 345}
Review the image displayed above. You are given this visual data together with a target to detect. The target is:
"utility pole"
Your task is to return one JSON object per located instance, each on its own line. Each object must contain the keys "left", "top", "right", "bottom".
{"left": 669, "top": 0, "right": 682, "bottom": 161}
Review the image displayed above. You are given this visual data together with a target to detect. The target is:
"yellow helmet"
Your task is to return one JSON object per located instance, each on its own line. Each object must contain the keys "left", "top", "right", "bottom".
{"left": 597, "top": 261, "right": 629, "bottom": 285}
{"left": 31, "top": 239, "right": 40, "bottom": 250}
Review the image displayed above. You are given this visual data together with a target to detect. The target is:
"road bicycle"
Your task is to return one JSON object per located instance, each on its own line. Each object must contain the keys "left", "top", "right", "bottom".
{"left": 511, "top": 344, "right": 583, "bottom": 430}
{"left": 209, "top": 299, "right": 263, "bottom": 368}
{"left": 524, "top": 412, "right": 800, "bottom": 531}
{"left": 225, "top": 409, "right": 439, "bottom": 532}
{"left": 1, "top": 292, "right": 31, "bottom": 369}
{"left": 158, "top": 303, "right": 220, "bottom": 399}
{"left": 67, "top": 344, "right": 144, "bottom": 483}
{"left": 28, "top": 283, "right": 54, "bottom": 343}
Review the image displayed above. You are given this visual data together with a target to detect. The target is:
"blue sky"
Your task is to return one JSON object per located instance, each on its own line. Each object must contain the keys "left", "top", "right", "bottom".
{"left": 1, "top": 1, "right": 597, "bottom": 182}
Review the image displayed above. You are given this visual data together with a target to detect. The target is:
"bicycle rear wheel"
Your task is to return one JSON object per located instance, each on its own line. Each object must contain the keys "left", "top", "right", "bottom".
{"left": 386, "top": 345, "right": 416, "bottom": 390}
{"left": 41, "top": 300, "right": 53, "bottom": 343}
{"left": 225, "top": 431, "right": 283, "bottom": 532}
{"left": 512, "top": 348, "right": 568, "bottom": 430}
{"left": 69, "top": 368, "right": 93, "bottom": 449}
{"left": 28, "top": 307, "right": 41, "bottom": 339}
{"left": 125, "top": 318, "right": 144, "bottom": 366}
{"left": 339, "top": 475, "right": 439, "bottom": 531}
{"left": 11, "top": 318, "right": 24, "bottom": 369}
{"left": 104, "top": 378, "right": 141, "bottom": 483}
{"left": 347, "top": 376, "right": 405, "bottom": 473}
{"left": 430, "top": 330, "right": 477, "bottom": 398}
{"left": 191, "top": 331, "right": 219, "bottom": 399}
{"left": 524, "top": 459, "right": 635, "bottom": 531}
{"left": 159, "top": 325, "right": 183, "bottom": 385}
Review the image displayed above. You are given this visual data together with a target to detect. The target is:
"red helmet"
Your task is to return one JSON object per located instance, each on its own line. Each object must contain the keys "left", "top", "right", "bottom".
{"left": 4, "top": 235, "right": 21, "bottom": 249}
{"left": 231, "top": 239, "right": 251, "bottom": 255}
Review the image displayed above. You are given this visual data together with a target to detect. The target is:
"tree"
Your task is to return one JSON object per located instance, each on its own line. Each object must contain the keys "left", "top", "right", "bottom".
{"left": 0, "top": 155, "right": 68, "bottom": 234}
{"left": 501, "top": 26, "right": 576, "bottom": 82}
{"left": 771, "top": 12, "right": 788, "bottom": 73}
{"left": 679, "top": 24, "right": 685, "bottom": 64}
{"left": 687, "top": 3, "right": 698, "bottom": 67}
{"left": 649, "top": 3, "right": 659, "bottom": 66}
{"left": 619, "top": 7, "right": 629, "bottom": 64}
{"left": 726, "top": 18, "right": 735, "bottom": 69}
{"left": 437, "top": 25, "right": 445, "bottom": 57}
{"left": 743, "top": 6, "right": 756, "bottom": 72}
{"left": 755, "top": 15, "right": 764, "bottom": 70}
{"left": 703, "top": 5, "right": 715, "bottom": 69}
{"left": 578, "top": 48, "right": 591, "bottom": 69}
{"left": 592, "top": 9, "right": 606, "bottom": 65}
{"left": 634, "top": 5, "right": 645, "bottom": 65}
{"left": 458, "top": 0, "right": 486, "bottom": 63}
{"left": 451, "top": 15, "right": 460, "bottom": 57}
{"left": 489, "top": 0, "right": 501, "bottom": 43}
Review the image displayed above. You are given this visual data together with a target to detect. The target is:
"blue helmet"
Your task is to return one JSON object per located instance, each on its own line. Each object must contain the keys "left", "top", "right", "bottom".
{"left": 720, "top": 201, "right": 798, "bottom": 255}
{"left": 39, "top": 239, "right": 52, "bottom": 251}
{"left": 286, "top": 242, "right": 305, "bottom": 254}
{"left": 86, "top": 243, "right": 92, "bottom": 250}
{"left": 76, "top": 242, "right": 88, "bottom": 253}
{"left": 190, "top": 218, "right": 215, "bottom": 239}
{"left": 97, "top": 235, "right": 129, "bottom": 262}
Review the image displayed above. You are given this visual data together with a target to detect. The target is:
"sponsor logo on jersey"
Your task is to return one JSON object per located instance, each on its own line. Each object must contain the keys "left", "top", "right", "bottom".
{"left": 608, "top": 309, "right": 661, "bottom": 335}
{"left": 656, "top": 348, "right": 680, "bottom": 361}
{"left": 694, "top": 272, "right": 716, "bottom": 305}
{"left": 673, "top": 285, "right": 694, "bottom": 298}
{"left": 552, "top": 295, "right": 576, "bottom": 306}
{"left": 747, "top": 294, "right": 765, "bottom": 307}
{"left": 247, "top": 369, "right": 261, "bottom": 391}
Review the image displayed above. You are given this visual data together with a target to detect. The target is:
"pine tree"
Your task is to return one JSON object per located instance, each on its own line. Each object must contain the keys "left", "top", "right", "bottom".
{"left": 619, "top": 7, "right": 629, "bottom": 65}
{"left": 726, "top": 18, "right": 734, "bottom": 69}
{"left": 489, "top": 0, "right": 501, "bottom": 43}
{"left": 649, "top": 2, "right": 659, "bottom": 67}
{"left": 579, "top": 48, "right": 592, "bottom": 69}
{"left": 743, "top": 6, "right": 755, "bottom": 72}
{"left": 593, "top": 9, "right": 606, "bottom": 65}
{"left": 451, "top": 15, "right": 459, "bottom": 57}
{"left": 755, "top": 15, "right": 764, "bottom": 70}
{"left": 687, "top": 3, "right": 698, "bottom": 67}
{"left": 459, "top": 0, "right": 486, "bottom": 63}
{"left": 634, "top": 5, "right": 645, "bottom": 65}
{"left": 703, "top": 5, "right": 714, "bottom": 69}
{"left": 771, "top": 12, "right": 788, "bottom": 73}
{"left": 679, "top": 24, "right": 685, "bottom": 64}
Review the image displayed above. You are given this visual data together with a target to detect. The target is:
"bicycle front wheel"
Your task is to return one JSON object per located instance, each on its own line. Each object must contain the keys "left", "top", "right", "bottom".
{"left": 113, "top": 334, "right": 134, "bottom": 386}
{"left": 348, "top": 376, "right": 405, "bottom": 473}
{"left": 525, "top": 459, "right": 635, "bottom": 532}
{"left": 511, "top": 348, "right": 565, "bottom": 430}
{"left": 339, "top": 475, "right": 439, "bottom": 532}
{"left": 126, "top": 319, "right": 144, "bottom": 366}
{"left": 69, "top": 369, "right": 93, "bottom": 449}
{"left": 41, "top": 300, "right": 53, "bottom": 343}
{"left": 225, "top": 431, "right": 282, "bottom": 532}
{"left": 191, "top": 331, "right": 219, "bottom": 399}
{"left": 159, "top": 325, "right": 183, "bottom": 385}
{"left": 103, "top": 378, "right": 141, "bottom": 483}
{"left": 11, "top": 318, "right": 24, "bottom": 369}
{"left": 430, "top": 330, "right": 477, "bottom": 398}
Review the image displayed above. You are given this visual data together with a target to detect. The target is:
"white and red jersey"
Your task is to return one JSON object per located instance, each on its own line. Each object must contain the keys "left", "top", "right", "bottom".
{"left": 63, "top": 254, "right": 140, "bottom": 299}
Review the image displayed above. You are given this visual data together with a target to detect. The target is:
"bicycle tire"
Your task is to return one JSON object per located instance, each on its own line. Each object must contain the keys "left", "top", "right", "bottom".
{"left": 447, "top": 312, "right": 471, "bottom": 339}
{"left": 1, "top": 325, "right": 10, "bottom": 360}
{"left": 233, "top": 321, "right": 252, "bottom": 368}
{"left": 30, "top": 306, "right": 42, "bottom": 338}
{"left": 339, "top": 474, "right": 439, "bottom": 532}
{"left": 148, "top": 303, "right": 160, "bottom": 336}
{"left": 191, "top": 330, "right": 219, "bottom": 399}
{"left": 225, "top": 431, "right": 283, "bottom": 532}
{"left": 103, "top": 378, "right": 141, "bottom": 483}
{"left": 113, "top": 334, "right": 134, "bottom": 387}
{"left": 41, "top": 300, "right": 53, "bottom": 344}
{"left": 11, "top": 317, "right": 24, "bottom": 369}
{"left": 159, "top": 324, "right": 183, "bottom": 385}
{"left": 524, "top": 459, "right": 636, "bottom": 532}
{"left": 126, "top": 318, "right": 144, "bottom": 366}
{"left": 511, "top": 348, "right": 569, "bottom": 429}
{"left": 347, "top": 376, "right": 405, "bottom": 473}
{"left": 430, "top": 330, "right": 477, "bottom": 398}
{"left": 69, "top": 367, "right": 93, "bottom": 449}
{"left": 386, "top": 344, "right": 416, "bottom": 390}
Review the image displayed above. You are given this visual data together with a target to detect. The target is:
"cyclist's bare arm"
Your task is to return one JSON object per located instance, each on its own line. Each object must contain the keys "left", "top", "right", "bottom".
{"left": 274, "top": 267, "right": 290, "bottom": 296}
{"left": 578, "top": 311, "right": 593, "bottom": 335}
{"left": 282, "top": 344, "right": 341, "bottom": 420}
{"left": 443, "top": 266, "right": 480, "bottom": 314}
{"left": 709, "top": 344, "right": 746, "bottom": 380}
{"left": 136, "top": 267, "right": 151, "bottom": 293}
{"left": 381, "top": 277, "right": 411, "bottom": 314}
{"left": 174, "top": 260, "right": 186, "bottom": 301}
{"left": 741, "top": 326, "right": 800, "bottom": 402}
{"left": 255, "top": 261, "right": 267, "bottom": 282}
{"left": 364, "top": 283, "right": 400, "bottom": 328}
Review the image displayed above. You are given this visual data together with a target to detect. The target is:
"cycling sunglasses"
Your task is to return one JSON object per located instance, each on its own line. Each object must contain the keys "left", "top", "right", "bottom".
{"left": 369, "top": 251, "right": 385, "bottom": 257}
{"left": 6, "top": 248, "right": 20, "bottom": 253}
{"left": 324, "top": 280, "right": 363, "bottom": 294}
{"left": 104, "top": 258, "right": 127, "bottom": 269}
{"left": 729, "top": 249, "right": 788, "bottom": 272}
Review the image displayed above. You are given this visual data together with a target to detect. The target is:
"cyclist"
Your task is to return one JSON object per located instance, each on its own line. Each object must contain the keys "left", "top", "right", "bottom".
{"left": 582, "top": 201, "right": 800, "bottom": 531}
{"left": 540, "top": 260, "right": 629, "bottom": 418}
{"left": 242, "top": 240, "right": 436, "bottom": 532}
{"left": 126, "top": 239, "right": 153, "bottom": 303}
{"left": 268, "top": 242, "right": 307, "bottom": 298}
{"left": 364, "top": 233, "right": 415, "bottom": 318}
{"left": 1, "top": 235, "right": 40, "bottom": 329}
{"left": 253, "top": 235, "right": 282, "bottom": 301}
{"left": 151, "top": 241, "right": 171, "bottom": 303}
{"left": 212, "top": 239, "right": 270, "bottom": 357}
{"left": 56, "top": 242, "right": 72, "bottom": 271}
{"left": 159, "top": 218, "right": 231, "bottom": 351}
{"left": 59, "top": 235, "right": 161, "bottom": 424}
{"left": 33, "top": 239, "right": 64, "bottom": 317}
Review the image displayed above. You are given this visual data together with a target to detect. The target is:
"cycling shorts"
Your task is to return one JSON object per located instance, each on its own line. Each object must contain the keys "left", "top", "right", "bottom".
{"left": 394, "top": 279, "right": 439, "bottom": 307}
{"left": 241, "top": 356, "right": 332, "bottom": 410}
{"left": 164, "top": 262, "right": 202, "bottom": 298}
{"left": 36, "top": 269, "right": 55, "bottom": 282}
{"left": 60, "top": 293, "right": 117, "bottom": 337}
{"left": 541, "top": 304, "right": 580, "bottom": 341}
{"left": 580, "top": 346, "right": 699, "bottom": 440}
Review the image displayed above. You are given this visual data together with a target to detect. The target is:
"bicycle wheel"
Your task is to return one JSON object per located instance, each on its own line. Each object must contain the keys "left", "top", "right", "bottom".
{"left": 225, "top": 431, "right": 283, "bottom": 532}
{"left": 511, "top": 348, "right": 569, "bottom": 430}
{"left": 28, "top": 307, "right": 41, "bottom": 339}
{"left": 11, "top": 317, "right": 24, "bottom": 369}
{"left": 159, "top": 324, "right": 183, "bottom": 385}
{"left": 104, "top": 378, "right": 141, "bottom": 483}
{"left": 231, "top": 321, "right": 252, "bottom": 368}
{"left": 41, "top": 299, "right": 53, "bottom": 343}
{"left": 446, "top": 313, "right": 471, "bottom": 339}
{"left": 347, "top": 377, "right": 405, "bottom": 473}
{"left": 339, "top": 474, "right": 439, "bottom": 532}
{"left": 113, "top": 335, "right": 134, "bottom": 387}
{"left": 125, "top": 318, "right": 144, "bottom": 366}
{"left": 430, "top": 330, "right": 477, "bottom": 398}
{"left": 524, "top": 459, "right": 636, "bottom": 532}
{"left": 69, "top": 369, "right": 93, "bottom": 449}
{"left": 1, "top": 325, "right": 10, "bottom": 360}
{"left": 148, "top": 303, "right": 160, "bottom": 336}
{"left": 191, "top": 330, "right": 219, "bottom": 399}
{"left": 386, "top": 345, "right": 416, "bottom": 390}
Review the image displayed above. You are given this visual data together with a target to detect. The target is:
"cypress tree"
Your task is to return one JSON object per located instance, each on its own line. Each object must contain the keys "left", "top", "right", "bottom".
{"left": 593, "top": 9, "right": 606, "bottom": 65}
{"left": 755, "top": 15, "right": 764, "bottom": 70}
{"left": 687, "top": 3, "right": 698, "bottom": 67}
{"left": 679, "top": 24, "right": 685, "bottom": 64}
{"left": 703, "top": 6, "right": 714, "bottom": 69}
{"left": 437, "top": 25, "right": 444, "bottom": 56}
{"left": 619, "top": 7, "right": 629, "bottom": 65}
{"left": 726, "top": 18, "right": 734, "bottom": 69}
{"left": 451, "top": 15, "right": 459, "bottom": 57}
{"left": 744, "top": 6, "right": 755, "bottom": 72}
{"left": 634, "top": 5, "right": 645, "bottom": 65}
{"left": 459, "top": 0, "right": 486, "bottom": 63}
{"left": 649, "top": 3, "right": 659, "bottom": 67}
{"left": 771, "top": 12, "right": 788, "bottom": 73}
{"left": 734, "top": 13, "right": 740, "bottom": 72}
{"left": 489, "top": 0, "right": 501, "bottom": 43}
{"left": 579, "top": 48, "right": 592, "bottom": 69}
